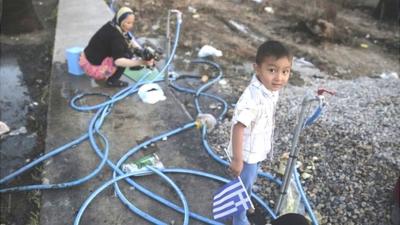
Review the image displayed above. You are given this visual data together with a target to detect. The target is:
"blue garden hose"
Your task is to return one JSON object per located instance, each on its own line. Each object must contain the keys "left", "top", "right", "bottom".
{"left": 298, "top": 102, "right": 324, "bottom": 225}
{"left": 167, "top": 59, "right": 280, "bottom": 218}
{"left": 168, "top": 61, "right": 282, "bottom": 186}
{"left": 76, "top": 120, "right": 227, "bottom": 224}
{"left": 60, "top": 104, "right": 226, "bottom": 224}
{"left": 169, "top": 81, "right": 228, "bottom": 121}
{"left": 73, "top": 171, "right": 170, "bottom": 225}
{"left": 0, "top": 105, "right": 111, "bottom": 192}
{"left": 192, "top": 60, "right": 223, "bottom": 114}
{"left": 0, "top": 133, "right": 88, "bottom": 185}
{"left": 147, "top": 166, "right": 190, "bottom": 225}
{"left": 294, "top": 169, "right": 319, "bottom": 225}
{"left": 62, "top": 121, "right": 205, "bottom": 224}
{"left": 106, "top": 60, "right": 278, "bottom": 223}
{"left": 303, "top": 105, "right": 323, "bottom": 128}
{"left": 1, "top": 6, "right": 183, "bottom": 222}
{"left": 149, "top": 11, "right": 182, "bottom": 84}
{"left": 1, "top": 10, "right": 203, "bottom": 224}
{"left": 0, "top": 94, "right": 111, "bottom": 185}
{"left": 200, "top": 126, "right": 283, "bottom": 186}
{"left": 161, "top": 168, "right": 278, "bottom": 220}
{"left": 111, "top": 122, "right": 228, "bottom": 224}
{"left": 168, "top": 58, "right": 319, "bottom": 223}
{"left": 0, "top": 6, "right": 181, "bottom": 195}
{"left": 70, "top": 84, "right": 137, "bottom": 111}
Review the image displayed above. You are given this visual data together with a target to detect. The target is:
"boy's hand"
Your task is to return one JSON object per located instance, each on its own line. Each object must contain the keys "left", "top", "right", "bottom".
{"left": 229, "top": 159, "right": 243, "bottom": 178}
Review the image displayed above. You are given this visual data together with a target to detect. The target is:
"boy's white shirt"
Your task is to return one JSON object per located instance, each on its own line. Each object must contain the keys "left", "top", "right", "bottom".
{"left": 228, "top": 75, "right": 279, "bottom": 164}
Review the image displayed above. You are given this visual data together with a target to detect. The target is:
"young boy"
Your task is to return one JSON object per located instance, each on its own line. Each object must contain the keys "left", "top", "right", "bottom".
{"left": 228, "top": 40, "right": 292, "bottom": 225}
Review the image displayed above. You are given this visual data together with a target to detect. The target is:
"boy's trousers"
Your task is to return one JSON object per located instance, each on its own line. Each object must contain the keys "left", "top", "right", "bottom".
{"left": 232, "top": 162, "right": 260, "bottom": 225}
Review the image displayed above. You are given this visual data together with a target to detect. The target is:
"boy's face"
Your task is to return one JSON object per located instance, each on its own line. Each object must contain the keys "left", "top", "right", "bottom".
{"left": 254, "top": 56, "right": 291, "bottom": 92}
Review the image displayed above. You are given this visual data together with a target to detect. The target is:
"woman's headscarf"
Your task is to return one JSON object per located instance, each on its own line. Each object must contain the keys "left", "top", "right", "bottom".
{"left": 111, "top": 7, "right": 134, "bottom": 49}
{"left": 113, "top": 7, "right": 134, "bottom": 29}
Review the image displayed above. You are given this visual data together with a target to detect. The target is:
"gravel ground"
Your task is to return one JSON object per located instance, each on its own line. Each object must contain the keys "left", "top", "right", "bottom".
{"left": 208, "top": 64, "right": 400, "bottom": 225}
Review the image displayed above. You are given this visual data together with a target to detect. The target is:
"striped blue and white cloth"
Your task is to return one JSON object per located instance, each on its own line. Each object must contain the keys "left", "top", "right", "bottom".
{"left": 212, "top": 178, "right": 251, "bottom": 220}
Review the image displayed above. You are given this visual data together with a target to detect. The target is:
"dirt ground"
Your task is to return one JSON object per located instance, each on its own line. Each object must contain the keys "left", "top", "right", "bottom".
{"left": 118, "top": 0, "right": 399, "bottom": 82}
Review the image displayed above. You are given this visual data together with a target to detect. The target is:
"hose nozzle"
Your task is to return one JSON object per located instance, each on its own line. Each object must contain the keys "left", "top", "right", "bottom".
{"left": 169, "top": 9, "right": 182, "bottom": 24}
{"left": 195, "top": 114, "right": 217, "bottom": 131}
{"left": 317, "top": 88, "right": 335, "bottom": 96}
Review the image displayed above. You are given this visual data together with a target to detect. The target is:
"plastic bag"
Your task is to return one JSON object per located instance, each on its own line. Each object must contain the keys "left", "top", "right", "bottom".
{"left": 279, "top": 174, "right": 306, "bottom": 215}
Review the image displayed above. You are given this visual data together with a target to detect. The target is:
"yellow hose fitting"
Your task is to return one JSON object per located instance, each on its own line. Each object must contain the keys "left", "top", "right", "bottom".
{"left": 194, "top": 120, "right": 202, "bottom": 129}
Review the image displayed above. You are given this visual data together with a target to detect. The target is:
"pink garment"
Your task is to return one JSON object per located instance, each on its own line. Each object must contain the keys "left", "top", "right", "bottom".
{"left": 79, "top": 53, "right": 117, "bottom": 80}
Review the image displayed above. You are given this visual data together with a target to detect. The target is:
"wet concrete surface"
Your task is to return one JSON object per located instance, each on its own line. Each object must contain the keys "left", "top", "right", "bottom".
{"left": 40, "top": 57, "right": 235, "bottom": 224}
{"left": 0, "top": 0, "right": 57, "bottom": 223}
{"left": 1, "top": 46, "right": 36, "bottom": 173}
{"left": 38, "top": 0, "right": 234, "bottom": 224}
{"left": 0, "top": 42, "right": 52, "bottom": 224}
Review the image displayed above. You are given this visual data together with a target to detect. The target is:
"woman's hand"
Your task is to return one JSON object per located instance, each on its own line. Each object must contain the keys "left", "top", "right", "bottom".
{"left": 143, "top": 59, "right": 155, "bottom": 67}
{"left": 229, "top": 159, "right": 243, "bottom": 178}
{"left": 115, "top": 58, "right": 155, "bottom": 68}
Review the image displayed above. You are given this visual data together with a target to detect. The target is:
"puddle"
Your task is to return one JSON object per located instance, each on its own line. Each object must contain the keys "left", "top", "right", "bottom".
{"left": 0, "top": 44, "right": 45, "bottom": 225}
{"left": 0, "top": 0, "right": 56, "bottom": 224}
{"left": 0, "top": 52, "right": 38, "bottom": 174}
{"left": 0, "top": 42, "right": 53, "bottom": 225}
{"left": 0, "top": 56, "right": 31, "bottom": 126}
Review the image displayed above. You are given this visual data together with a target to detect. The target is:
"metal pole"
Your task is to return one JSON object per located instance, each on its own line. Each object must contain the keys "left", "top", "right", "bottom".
{"left": 275, "top": 93, "right": 316, "bottom": 215}
{"left": 166, "top": 10, "right": 172, "bottom": 77}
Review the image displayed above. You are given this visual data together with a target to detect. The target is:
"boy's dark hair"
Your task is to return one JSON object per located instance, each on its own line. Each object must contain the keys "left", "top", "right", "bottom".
{"left": 256, "top": 40, "right": 292, "bottom": 65}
